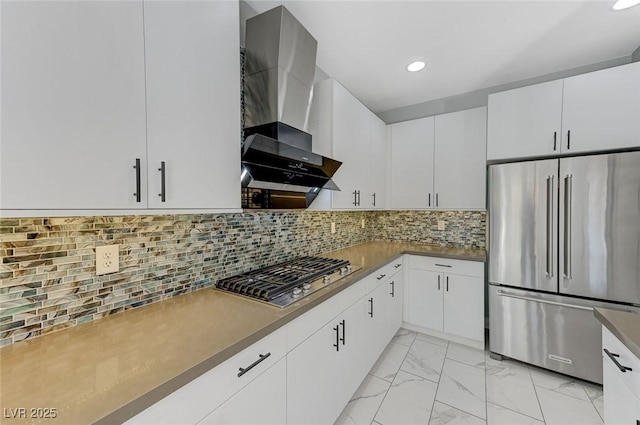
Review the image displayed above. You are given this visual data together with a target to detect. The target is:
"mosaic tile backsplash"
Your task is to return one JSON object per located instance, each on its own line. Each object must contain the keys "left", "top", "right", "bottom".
{"left": 0, "top": 210, "right": 485, "bottom": 346}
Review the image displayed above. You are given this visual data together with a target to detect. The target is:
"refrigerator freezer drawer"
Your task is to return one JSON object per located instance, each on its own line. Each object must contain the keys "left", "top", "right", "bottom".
{"left": 489, "top": 285, "right": 640, "bottom": 384}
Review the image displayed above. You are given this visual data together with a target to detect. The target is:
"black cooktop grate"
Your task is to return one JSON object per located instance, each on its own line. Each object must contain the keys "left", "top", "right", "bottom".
{"left": 216, "top": 256, "right": 349, "bottom": 302}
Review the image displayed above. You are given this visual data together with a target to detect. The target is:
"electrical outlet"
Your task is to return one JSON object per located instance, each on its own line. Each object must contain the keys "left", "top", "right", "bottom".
{"left": 361, "top": 219, "right": 365, "bottom": 229}
{"left": 96, "top": 245, "right": 119, "bottom": 275}
{"left": 437, "top": 220, "right": 446, "bottom": 231}
{"left": 331, "top": 222, "right": 336, "bottom": 234}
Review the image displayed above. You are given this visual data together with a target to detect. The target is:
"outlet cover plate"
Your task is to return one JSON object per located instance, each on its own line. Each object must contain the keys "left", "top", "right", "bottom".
{"left": 96, "top": 245, "right": 119, "bottom": 275}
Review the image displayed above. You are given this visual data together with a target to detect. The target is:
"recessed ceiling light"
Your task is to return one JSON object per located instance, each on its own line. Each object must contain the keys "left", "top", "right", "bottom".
{"left": 407, "top": 61, "right": 426, "bottom": 72}
{"left": 612, "top": 0, "right": 640, "bottom": 10}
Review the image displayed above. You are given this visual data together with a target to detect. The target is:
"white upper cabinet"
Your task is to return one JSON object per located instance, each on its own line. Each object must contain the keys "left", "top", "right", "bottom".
{"left": 1, "top": 0, "right": 241, "bottom": 213}
{"left": 390, "top": 117, "right": 435, "bottom": 209}
{"left": 390, "top": 107, "right": 487, "bottom": 210}
{"left": 488, "top": 62, "right": 640, "bottom": 161}
{"left": 144, "top": 1, "right": 240, "bottom": 210}
{"left": 434, "top": 107, "right": 487, "bottom": 210}
{"left": 369, "top": 116, "right": 388, "bottom": 209}
{"left": 561, "top": 61, "right": 640, "bottom": 154}
{"left": 309, "top": 79, "right": 386, "bottom": 210}
{"left": 1, "top": 1, "right": 148, "bottom": 210}
{"left": 487, "top": 80, "right": 563, "bottom": 161}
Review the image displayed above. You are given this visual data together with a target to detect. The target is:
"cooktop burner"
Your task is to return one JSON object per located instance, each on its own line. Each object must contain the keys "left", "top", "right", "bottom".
{"left": 215, "top": 256, "right": 360, "bottom": 307}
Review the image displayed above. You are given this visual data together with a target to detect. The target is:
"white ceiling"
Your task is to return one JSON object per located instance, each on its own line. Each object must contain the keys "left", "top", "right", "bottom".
{"left": 245, "top": 0, "right": 640, "bottom": 114}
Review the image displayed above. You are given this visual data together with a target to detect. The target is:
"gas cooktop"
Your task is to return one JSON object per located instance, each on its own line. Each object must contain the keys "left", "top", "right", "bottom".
{"left": 215, "top": 256, "right": 360, "bottom": 307}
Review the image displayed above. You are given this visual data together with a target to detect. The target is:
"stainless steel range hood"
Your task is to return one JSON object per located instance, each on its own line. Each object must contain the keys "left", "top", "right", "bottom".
{"left": 242, "top": 5, "right": 341, "bottom": 209}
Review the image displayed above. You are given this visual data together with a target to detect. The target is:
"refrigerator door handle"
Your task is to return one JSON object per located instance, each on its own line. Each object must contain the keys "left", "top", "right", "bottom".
{"left": 546, "top": 175, "right": 554, "bottom": 277}
{"left": 497, "top": 290, "right": 592, "bottom": 311}
{"left": 564, "top": 174, "right": 573, "bottom": 279}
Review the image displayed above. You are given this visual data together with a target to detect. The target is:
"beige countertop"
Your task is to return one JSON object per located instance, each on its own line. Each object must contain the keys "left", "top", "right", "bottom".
{"left": 594, "top": 307, "right": 640, "bottom": 359}
{"left": 0, "top": 241, "right": 485, "bottom": 425}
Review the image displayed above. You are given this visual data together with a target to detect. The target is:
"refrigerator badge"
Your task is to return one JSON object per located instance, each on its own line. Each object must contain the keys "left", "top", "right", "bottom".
{"left": 548, "top": 354, "right": 573, "bottom": 364}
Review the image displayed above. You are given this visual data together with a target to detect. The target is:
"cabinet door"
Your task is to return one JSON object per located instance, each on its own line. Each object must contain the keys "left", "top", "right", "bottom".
{"left": 487, "top": 80, "right": 563, "bottom": 161}
{"left": 406, "top": 269, "right": 443, "bottom": 331}
{"left": 390, "top": 117, "right": 435, "bottom": 209}
{"left": 387, "top": 272, "right": 404, "bottom": 340}
{"left": 332, "top": 81, "right": 371, "bottom": 209}
{"left": 144, "top": 1, "right": 240, "bottom": 209}
{"left": 199, "top": 358, "right": 286, "bottom": 425}
{"left": 287, "top": 322, "right": 338, "bottom": 425}
{"left": 603, "top": 360, "right": 640, "bottom": 425}
{"left": 562, "top": 62, "right": 640, "bottom": 154}
{"left": 1, "top": 1, "right": 147, "bottom": 209}
{"left": 336, "top": 301, "right": 368, "bottom": 412}
{"left": 443, "top": 274, "right": 484, "bottom": 342}
{"left": 370, "top": 116, "right": 387, "bottom": 209}
{"left": 434, "top": 107, "right": 487, "bottom": 210}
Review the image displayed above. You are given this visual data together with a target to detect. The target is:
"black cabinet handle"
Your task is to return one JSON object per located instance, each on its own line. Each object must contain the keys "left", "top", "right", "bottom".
{"left": 567, "top": 130, "right": 571, "bottom": 150}
{"left": 333, "top": 325, "right": 340, "bottom": 352}
{"left": 446, "top": 276, "right": 449, "bottom": 292}
{"left": 428, "top": 193, "right": 431, "bottom": 207}
{"left": 368, "top": 297, "right": 374, "bottom": 317}
{"left": 353, "top": 190, "right": 358, "bottom": 206}
{"left": 237, "top": 352, "right": 271, "bottom": 377}
{"left": 372, "top": 192, "right": 376, "bottom": 207}
{"left": 133, "top": 158, "right": 141, "bottom": 202}
{"left": 436, "top": 193, "right": 439, "bottom": 207}
{"left": 435, "top": 264, "right": 452, "bottom": 268}
{"left": 376, "top": 274, "right": 386, "bottom": 280}
{"left": 158, "top": 161, "right": 166, "bottom": 202}
{"left": 553, "top": 131, "right": 557, "bottom": 151}
{"left": 394, "top": 263, "right": 402, "bottom": 269}
{"left": 437, "top": 275, "right": 440, "bottom": 290}
{"left": 340, "top": 319, "right": 346, "bottom": 345}
{"left": 604, "top": 348, "right": 633, "bottom": 373}
{"left": 357, "top": 190, "right": 361, "bottom": 206}
{"left": 389, "top": 280, "right": 395, "bottom": 297}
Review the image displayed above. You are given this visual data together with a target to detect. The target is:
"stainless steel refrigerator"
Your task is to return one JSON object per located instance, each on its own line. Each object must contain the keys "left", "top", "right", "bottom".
{"left": 488, "top": 151, "right": 640, "bottom": 384}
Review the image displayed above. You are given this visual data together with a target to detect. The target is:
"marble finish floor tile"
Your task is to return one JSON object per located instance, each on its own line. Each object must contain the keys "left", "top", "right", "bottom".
{"left": 436, "top": 359, "right": 486, "bottom": 419}
{"left": 535, "top": 386, "right": 603, "bottom": 425}
{"left": 370, "top": 342, "right": 410, "bottom": 382}
{"left": 485, "top": 357, "right": 544, "bottom": 421}
{"left": 335, "top": 374, "right": 391, "bottom": 425}
{"left": 529, "top": 366, "right": 589, "bottom": 401}
{"left": 486, "top": 403, "right": 545, "bottom": 425}
{"left": 392, "top": 328, "right": 417, "bottom": 347}
{"left": 400, "top": 339, "right": 447, "bottom": 382}
{"left": 429, "top": 402, "right": 486, "bottom": 425}
{"left": 415, "top": 333, "right": 450, "bottom": 347}
{"left": 337, "top": 330, "right": 607, "bottom": 425}
{"left": 374, "top": 370, "right": 438, "bottom": 425}
{"left": 446, "top": 342, "right": 485, "bottom": 369}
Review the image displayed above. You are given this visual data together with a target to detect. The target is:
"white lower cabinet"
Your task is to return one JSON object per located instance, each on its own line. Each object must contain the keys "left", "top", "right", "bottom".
{"left": 124, "top": 327, "right": 286, "bottom": 425}
{"left": 198, "top": 358, "right": 286, "bottom": 425}
{"left": 127, "top": 257, "right": 408, "bottom": 425}
{"left": 602, "top": 326, "right": 640, "bottom": 425}
{"left": 405, "top": 256, "right": 485, "bottom": 348}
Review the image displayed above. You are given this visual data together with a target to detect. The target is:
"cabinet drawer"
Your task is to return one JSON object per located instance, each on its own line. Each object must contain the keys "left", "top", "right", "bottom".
{"left": 287, "top": 278, "right": 365, "bottom": 352}
{"left": 409, "top": 255, "right": 484, "bottom": 278}
{"left": 602, "top": 326, "right": 640, "bottom": 399}
{"left": 125, "top": 327, "right": 286, "bottom": 425}
{"left": 365, "top": 259, "right": 404, "bottom": 293}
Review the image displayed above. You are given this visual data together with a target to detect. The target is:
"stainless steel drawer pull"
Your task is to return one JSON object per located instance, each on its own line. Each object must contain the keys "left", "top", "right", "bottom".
{"left": 434, "top": 264, "right": 452, "bottom": 268}
{"left": 496, "top": 290, "right": 593, "bottom": 311}
{"left": 604, "top": 348, "right": 633, "bottom": 373}
{"left": 237, "top": 352, "right": 271, "bottom": 377}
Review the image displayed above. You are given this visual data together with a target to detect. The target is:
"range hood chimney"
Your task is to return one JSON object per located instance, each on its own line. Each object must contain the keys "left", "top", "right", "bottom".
{"left": 242, "top": 6, "right": 341, "bottom": 209}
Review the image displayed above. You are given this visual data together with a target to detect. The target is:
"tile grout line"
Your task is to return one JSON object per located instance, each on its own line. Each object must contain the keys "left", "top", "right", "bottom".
{"left": 427, "top": 338, "right": 450, "bottom": 424}
{"left": 370, "top": 332, "right": 419, "bottom": 424}
{"left": 528, "top": 364, "right": 548, "bottom": 424}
